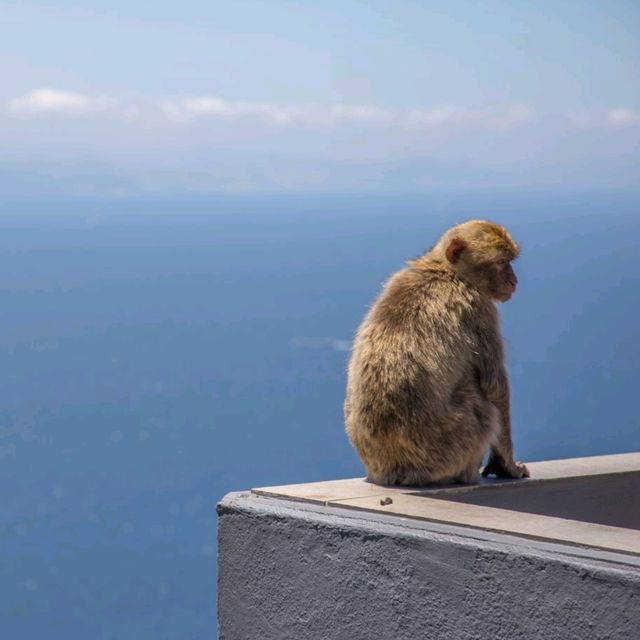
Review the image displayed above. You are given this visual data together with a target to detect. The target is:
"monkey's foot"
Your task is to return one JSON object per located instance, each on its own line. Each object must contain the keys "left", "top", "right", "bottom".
{"left": 481, "top": 457, "right": 529, "bottom": 479}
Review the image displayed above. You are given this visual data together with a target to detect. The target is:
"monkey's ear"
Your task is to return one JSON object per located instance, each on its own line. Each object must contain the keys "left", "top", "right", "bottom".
{"left": 445, "top": 239, "right": 466, "bottom": 264}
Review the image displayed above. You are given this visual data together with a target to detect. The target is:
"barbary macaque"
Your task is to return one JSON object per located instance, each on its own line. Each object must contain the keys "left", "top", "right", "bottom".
{"left": 345, "top": 220, "right": 529, "bottom": 485}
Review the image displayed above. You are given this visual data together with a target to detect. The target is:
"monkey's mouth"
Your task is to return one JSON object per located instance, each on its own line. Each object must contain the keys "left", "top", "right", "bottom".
{"left": 495, "top": 290, "right": 514, "bottom": 302}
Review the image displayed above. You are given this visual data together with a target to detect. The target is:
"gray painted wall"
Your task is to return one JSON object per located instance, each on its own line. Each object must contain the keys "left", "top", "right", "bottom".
{"left": 218, "top": 492, "right": 640, "bottom": 640}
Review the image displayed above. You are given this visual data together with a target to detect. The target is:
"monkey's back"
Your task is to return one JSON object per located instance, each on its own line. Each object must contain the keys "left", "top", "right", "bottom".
{"left": 345, "top": 261, "right": 488, "bottom": 475}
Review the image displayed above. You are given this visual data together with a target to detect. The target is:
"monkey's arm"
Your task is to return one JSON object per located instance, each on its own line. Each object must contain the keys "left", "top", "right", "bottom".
{"left": 474, "top": 327, "right": 529, "bottom": 479}
{"left": 480, "top": 369, "right": 529, "bottom": 478}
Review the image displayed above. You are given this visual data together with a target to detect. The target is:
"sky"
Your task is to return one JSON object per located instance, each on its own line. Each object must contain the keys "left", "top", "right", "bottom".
{"left": 1, "top": 0, "right": 639, "bottom": 196}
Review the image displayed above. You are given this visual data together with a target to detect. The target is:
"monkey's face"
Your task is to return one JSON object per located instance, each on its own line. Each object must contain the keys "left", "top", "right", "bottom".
{"left": 443, "top": 223, "right": 519, "bottom": 302}
{"left": 488, "top": 258, "right": 518, "bottom": 302}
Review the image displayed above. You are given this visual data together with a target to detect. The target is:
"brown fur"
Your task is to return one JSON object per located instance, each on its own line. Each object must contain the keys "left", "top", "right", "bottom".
{"left": 344, "top": 220, "right": 529, "bottom": 485}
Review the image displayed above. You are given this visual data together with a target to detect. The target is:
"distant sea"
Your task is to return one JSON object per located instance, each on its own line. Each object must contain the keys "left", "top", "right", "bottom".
{"left": 0, "top": 192, "right": 638, "bottom": 639}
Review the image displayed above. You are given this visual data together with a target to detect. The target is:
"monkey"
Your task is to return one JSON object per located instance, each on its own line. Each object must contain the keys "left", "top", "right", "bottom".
{"left": 344, "top": 220, "right": 529, "bottom": 486}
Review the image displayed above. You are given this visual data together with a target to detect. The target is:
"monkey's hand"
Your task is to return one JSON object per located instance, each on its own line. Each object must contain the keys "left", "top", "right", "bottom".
{"left": 481, "top": 456, "right": 529, "bottom": 479}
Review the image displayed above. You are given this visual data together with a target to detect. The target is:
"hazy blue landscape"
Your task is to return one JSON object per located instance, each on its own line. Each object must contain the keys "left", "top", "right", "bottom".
{"left": 0, "top": 192, "right": 638, "bottom": 638}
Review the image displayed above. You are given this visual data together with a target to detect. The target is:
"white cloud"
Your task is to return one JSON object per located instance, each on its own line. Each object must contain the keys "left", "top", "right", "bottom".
{"left": 7, "top": 88, "right": 118, "bottom": 116}
{"left": 159, "top": 96, "right": 538, "bottom": 131}
{"left": 160, "top": 97, "right": 303, "bottom": 124}
{"left": 7, "top": 90, "right": 636, "bottom": 137}
{"left": 161, "top": 97, "right": 233, "bottom": 121}
{"left": 567, "top": 108, "right": 640, "bottom": 128}
{"left": 25, "top": 89, "right": 636, "bottom": 141}
{"left": 160, "top": 96, "right": 392, "bottom": 126}
{"left": 488, "top": 104, "right": 536, "bottom": 129}
{"left": 4, "top": 89, "right": 538, "bottom": 132}
{"left": 8, "top": 89, "right": 90, "bottom": 115}
{"left": 407, "top": 106, "right": 462, "bottom": 128}
{"left": 608, "top": 107, "right": 640, "bottom": 126}
{"left": 329, "top": 104, "right": 394, "bottom": 124}
{"left": 405, "top": 104, "right": 535, "bottom": 130}
{"left": 406, "top": 106, "right": 494, "bottom": 129}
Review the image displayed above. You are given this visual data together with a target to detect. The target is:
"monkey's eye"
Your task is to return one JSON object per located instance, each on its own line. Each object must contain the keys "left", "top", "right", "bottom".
{"left": 495, "top": 258, "right": 508, "bottom": 268}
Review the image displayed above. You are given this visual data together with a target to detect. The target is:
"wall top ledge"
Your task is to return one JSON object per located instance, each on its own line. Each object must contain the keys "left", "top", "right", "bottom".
{"left": 251, "top": 452, "right": 640, "bottom": 556}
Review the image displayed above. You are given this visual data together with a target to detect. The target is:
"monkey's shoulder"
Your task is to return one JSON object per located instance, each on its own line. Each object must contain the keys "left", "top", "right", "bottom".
{"left": 371, "top": 265, "right": 486, "bottom": 326}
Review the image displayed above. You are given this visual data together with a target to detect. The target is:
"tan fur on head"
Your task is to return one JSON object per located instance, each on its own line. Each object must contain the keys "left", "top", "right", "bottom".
{"left": 437, "top": 220, "right": 520, "bottom": 262}
{"left": 345, "top": 220, "right": 528, "bottom": 486}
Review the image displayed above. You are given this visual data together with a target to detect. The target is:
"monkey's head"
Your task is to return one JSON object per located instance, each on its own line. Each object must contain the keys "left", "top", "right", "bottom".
{"left": 440, "top": 220, "right": 519, "bottom": 302}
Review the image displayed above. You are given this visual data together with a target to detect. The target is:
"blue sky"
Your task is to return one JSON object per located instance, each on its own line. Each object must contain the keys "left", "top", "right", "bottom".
{"left": 1, "top": 0, "right": 639, "bottom": 195}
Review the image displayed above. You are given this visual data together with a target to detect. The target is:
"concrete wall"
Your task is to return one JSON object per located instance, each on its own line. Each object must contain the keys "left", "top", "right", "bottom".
{"left": 217, "top": 491, "right": 640, "bottom": 640}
